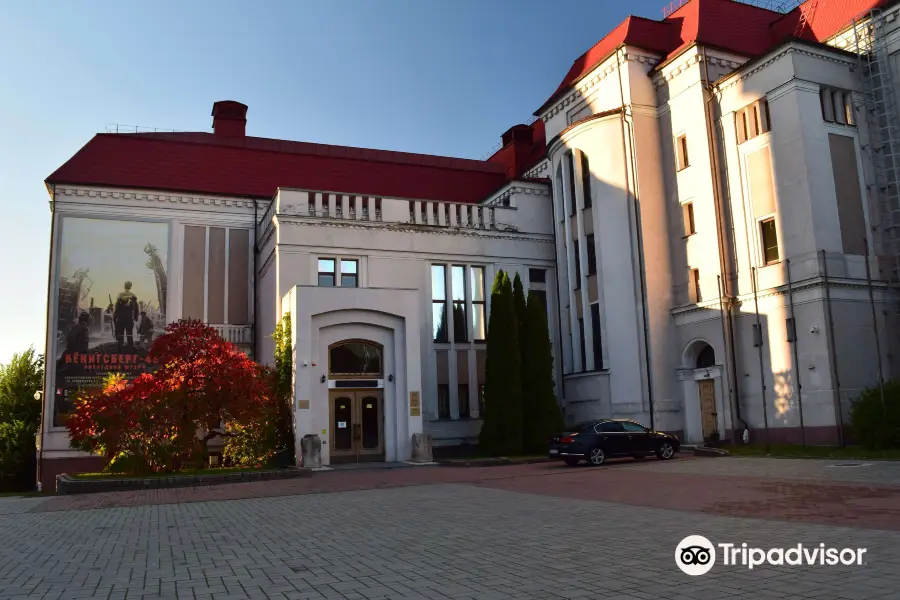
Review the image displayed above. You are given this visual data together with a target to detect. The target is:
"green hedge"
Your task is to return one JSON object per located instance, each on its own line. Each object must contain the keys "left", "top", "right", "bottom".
{"left": 851, "top": 379, "right": 900, "bottom": 449}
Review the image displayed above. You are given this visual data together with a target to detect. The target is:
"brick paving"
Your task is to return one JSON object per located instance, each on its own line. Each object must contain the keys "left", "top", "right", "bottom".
{"left": 2, "top": 456, "right": 900, "bottom": 599}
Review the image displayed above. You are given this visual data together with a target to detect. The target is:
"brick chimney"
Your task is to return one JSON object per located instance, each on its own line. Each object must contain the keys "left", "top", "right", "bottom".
{"left": 496, "top": 124, "right": 537, "bottom": 179}
{"left": 211, "top": 101, "right": 248, "bottom": 137}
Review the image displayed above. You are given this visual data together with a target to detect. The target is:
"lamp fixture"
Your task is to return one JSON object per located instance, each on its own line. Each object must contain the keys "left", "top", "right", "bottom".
{"left": 320, "top": 374, "right": 326, "bottom": 384}
{"left": 388, "top": 374, "right": 394, "bottom": 382}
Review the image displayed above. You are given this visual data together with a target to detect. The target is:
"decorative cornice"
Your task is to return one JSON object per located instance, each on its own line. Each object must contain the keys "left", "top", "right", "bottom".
{"left": 523, "top": 160, "right": 549, "bottom": 179}
{"left": 484, "top": 183, "right": 550, "bottom": 207}
{"left": 275, "top": 216, "right": 554, "bottom": 244}
{"left": 653, "top": 52, "right": 743, "bottom": 89}
{"left": 766, "top": 78, "right": 821, "bottom": 104}
{"left": 715, "top": 45, "right": 855, "bottom": 96}
{"left": 54, "top": 186, "right": 258, "bottom": 210}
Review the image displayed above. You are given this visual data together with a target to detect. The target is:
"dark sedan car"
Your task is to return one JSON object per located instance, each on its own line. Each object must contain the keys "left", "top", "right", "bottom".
{"left": 548, "top": 418, "right": 679, "bottom": 466}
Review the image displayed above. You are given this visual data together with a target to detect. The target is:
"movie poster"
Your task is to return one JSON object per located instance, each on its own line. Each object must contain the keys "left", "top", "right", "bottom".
{"left": 53, "top": 217, "right": 169, "bottom": 426}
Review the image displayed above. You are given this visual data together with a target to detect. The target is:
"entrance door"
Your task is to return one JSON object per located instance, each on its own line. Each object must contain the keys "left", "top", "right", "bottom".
{"left": 697, "top": 379, "right": 718, "bottom": 440}
{"left": 329, "top": 390, "right": 384, "bottom": 463}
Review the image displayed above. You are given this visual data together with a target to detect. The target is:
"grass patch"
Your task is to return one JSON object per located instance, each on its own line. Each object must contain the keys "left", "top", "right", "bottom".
{"left": 723, "top": 443, "right": 900, "bottom": 461}
{"left": 0, "top": 490, "right": 51, "bottom": 498}
{"left": 71, "top": 465, "right": 276, "bottom": 480}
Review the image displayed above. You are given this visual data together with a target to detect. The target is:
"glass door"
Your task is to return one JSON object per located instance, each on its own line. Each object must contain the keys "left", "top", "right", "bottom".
{"left": 329, "top": 390, "right": 384, "bottom": 463}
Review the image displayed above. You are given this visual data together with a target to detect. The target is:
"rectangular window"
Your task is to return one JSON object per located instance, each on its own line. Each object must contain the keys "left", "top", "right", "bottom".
{"left": 458, "top": 384, "right": 470, "bottom": 419}
{"left": 451, "top": 265, "right": 467, "bottom": 342}
{"left": 432, "top": 265, "right": 448, "bottom": 341}
{"left": 578, "top": 318, "right": 586, "bottom": 372}
{"left": 821, "top": 87, "right": 854, "bottom": 126}
{"left": 786, "top": 317, "right": 796, "bottom": 343}
{"left": 437, "top": 384, "right": 451, "bottom": 419}
{"left": 340, "top": 259, "right": 358, "bottom": 287}
{"left": 580, "top": 152, "right": 592, "bottom": 208}
{"left": 529, "top": 268, "right": 546, "bottom": 283}
{"left": 471, "top": 266, "right": 486, "bottom": 341}
{"left": 318, "top": 258, "right": 336, "bottom": 287}
{"left": 590, "top": 303, "right": 602, "bottom": 370}
{"left": 752, "top": 323, "right": 763, "bottom": 347}
{"left": 675, "top": 134, "right": 689, "bottom": 171}
{"left": 567, "top": 152, "right": 577, "bottom": 216}
{"left": 683, "top": 202, "right": 695, "bottom": 236}
{"left": 586, "top": 234, "right": 597, "bottom": 275}
{"left": 690, "top": 268, "right": 702, "bottom": 303}
{"left": 573, "top": 241, "right": 581, "bottom": 285}
{"left": 737, "top": 99, "right": 771, "bottom": 144}
{"left": 760, "top": 218, "right": 779, "bottom": 264}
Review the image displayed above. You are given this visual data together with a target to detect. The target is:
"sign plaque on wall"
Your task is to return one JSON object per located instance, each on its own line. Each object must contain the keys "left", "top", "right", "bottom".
{"left": 409, "top": 391, "right": 421, "bottom": 417}
{"left": 298, "top": 399, "right": 310, "bottom": 409}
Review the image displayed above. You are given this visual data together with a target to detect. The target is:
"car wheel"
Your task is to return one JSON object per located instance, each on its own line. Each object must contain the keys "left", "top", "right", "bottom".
{"left": 656, "top": 441, "right": 675, "bottom": 460}
{"left": 563, "top": 457, "right": 580, "bottom": 466}
{"left": 588, "top": 447, "right": 606, "bottom": 466}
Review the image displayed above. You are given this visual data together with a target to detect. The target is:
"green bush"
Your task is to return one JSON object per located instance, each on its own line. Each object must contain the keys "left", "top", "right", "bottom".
{"left": 0, "top": 348, "right": 44, "bottom": 491}
{"left": 851, "top": 380, "right": 900, "bottom": 449}
{"left": 521, "top": 291, "right": 564, "bottom": 452}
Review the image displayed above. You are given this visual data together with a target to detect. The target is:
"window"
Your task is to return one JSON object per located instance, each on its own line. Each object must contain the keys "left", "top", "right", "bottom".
{"left": 580, "top": 152, "right": 592, "bottom": 208}
{"left": 760, "top": 218, "right": 779, "bottom": 264}
{"left": 586, "top": 234, "right": 597, "bottom": 276}
{"left": 329, "top": 341, "right": 382, "bottom": 376}
{"left": 597, "top": 421, "right": 625, "bottom": 433}
{"left": 451, "top": 265, "right": 467, "bottom": 342}
{"left": 682, "top": 202, "right": 696, "bottom": 236}
{"left": 690, "top": 268, "right": 702, "bottom": 303}
{"left": 529, "top": 268, "right": 546, "bottom": 283}
{"left": 573, "top": 241, "right": 581, "bottom": 285}
{"left": 820, "top": 87, "right": 854, "bottom": 126}
{"left": 471, "top": 266, "right": 486, "bottom": 341}
{"left": 318, "top": 258, "right": 336, "bottom": 287}
{"left": 458, "top": 384, "right": 470, "bottom": 418}
{"left": 736, "top": 99, "right": 771, "bottom": 144}
{"left": 432, "top": 265, "right": 448, "bottom": 341}
{"left": 437, "top": 384, "right": 451, "bottom": 419}
{"left": 621, "top": 422, "right": 647, "bottom": 433}
{"left": 590, "top": 303, "right": 602, "bottom": 370}
{"left": 578, "top": 318, "right": 586, "bottom": 372}
{"left": 341, "top": 259, "right": 358, "bottom": 287}
{"left": 675, "top": 134, "right": 690, "bottom": 171}
{"left": 786, "top": 317, "right": 797, "bottom": 343}
{"left": 532, "top": 289, "right": 548, "bottom": 321}
{"left": 752, "top": 323, "right": 764, "bottom": 347}
{"left": 567, "top": 151, "right": 577, "bottom": 216}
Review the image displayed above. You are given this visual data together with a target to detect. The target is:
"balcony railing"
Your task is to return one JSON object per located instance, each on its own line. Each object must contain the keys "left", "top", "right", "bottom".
{"left": 210, "top": 324, "right": 253, "bottom": 345}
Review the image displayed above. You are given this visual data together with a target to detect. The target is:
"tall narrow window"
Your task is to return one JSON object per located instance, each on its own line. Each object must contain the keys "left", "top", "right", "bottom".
{"left": 458, "top": 384, "right": 470, "bottom": 419}
{"left": 471, "top": 266, "right": 486, "bottom": 341}
{"left": 451, "top": 266, "right": 467, "bottom": 342}
{"left": 476, "top": 350, "right": 486, "bottom": 416}
{"left": 567, "top": 152, "right": 577, "bottom": 216}
{"left": 683, "top": 202, "right": 696, "bottom": 236}
{"left": 437, "top": 384, "right": 450, "bottom": 419}
{"left": 590, "top": 303, "right": 602, "bottom": 370}
{"left": 529, "top": 268, "right": 546, "bottom": 283}
{"left": 432, "top": 265, "right": 448, "bottom": 342}
{"left": 586, "top": 234, "right": 597, "bottom": 275}
{"left": 318, "top": 258, "right": 336, "bottom": 287}
{"left": 578, "top": 318, "right": 586, "bottom": 372}
{"left": 760, "top": 218, "right": 779, "bottom": 264}
{"left": 580, "top": 152, "right": 592, "bottom": 208}
{"left": 690, "top": 268, "right": 702, "bottom": 303}
{"left": 737, "top": 99, "right": 771, "bottom": 144}
{"left": 340, "top": 259, "right": 358, "bottom": 287}
{"left": 676, "top": 134, "right": 690, "bottom": 171}
{"left": 573, "top": 241, "right": 581, "bottom": 285}
{"left": 436, "top": 350, "right": 450, "bottom": 419}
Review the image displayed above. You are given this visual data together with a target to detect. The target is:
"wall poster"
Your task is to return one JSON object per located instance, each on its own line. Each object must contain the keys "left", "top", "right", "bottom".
{"left": 53, "top": 217, "right": 169, "bottom": 426}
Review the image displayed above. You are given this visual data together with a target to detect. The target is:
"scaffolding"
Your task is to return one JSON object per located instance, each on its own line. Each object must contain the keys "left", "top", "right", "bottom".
{"left": 852, "top": 8, "right": 900, "bottom": 283}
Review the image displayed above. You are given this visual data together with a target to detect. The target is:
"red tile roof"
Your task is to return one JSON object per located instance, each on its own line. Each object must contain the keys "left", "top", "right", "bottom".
{"left": 536, "top": 0, "right": 884, "bottom": 116}
{"left": 46, "top": 132, "right": 512, "bottom": 204}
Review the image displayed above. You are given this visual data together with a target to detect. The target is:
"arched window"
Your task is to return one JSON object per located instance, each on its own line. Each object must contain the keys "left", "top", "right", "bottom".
{"left": 580, "top": 151, "right": 592, "bottom": 208}
{"left": 696, "top": 344, "right": 716, "bottom": 369}
{"left": 329, "top": 340, "right": 383, "bottom": 377}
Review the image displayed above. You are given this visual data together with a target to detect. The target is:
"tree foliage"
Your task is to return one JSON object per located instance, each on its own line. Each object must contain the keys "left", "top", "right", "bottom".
{"left": 67, "top": 320, "right": 274, "bottom": 473}
{"left": 478, "top": 270, "right": 523, "bottom": 456}
{"left": 521, "top": 291, "right": 564, "bottom": 452}
{"left": 851, "top": 380, "right": 900, "bottom": 449}
{"left": 0, "top": 348, "right": 44, "bottom": 491}
{"left": 224, "top": 313, "right": 295, "bottom": 467}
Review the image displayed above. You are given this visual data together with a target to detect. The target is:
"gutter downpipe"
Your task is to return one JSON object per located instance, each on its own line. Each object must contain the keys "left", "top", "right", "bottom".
{"left": 253, "top": 199, "right": 260, "bottom": 361}
{"left": 702, "top": 48, "right": 745, "bottom": 440}
{"left": 617, "top": 48, "right": 655, "bottom": 430}
{"left": 785, "top": 258, "right": 806, "bottom": 446}
{"left": 751, "top": 267, "right": 770, "bottom": 451}
{"left": 820, "top": 250, "right": 845, "bottom": 446}
{"left": 550, "top": 165, "right": 570, "bottom": 421}
{"left": 37, "top": 184, "right": 56, "bottom": 492}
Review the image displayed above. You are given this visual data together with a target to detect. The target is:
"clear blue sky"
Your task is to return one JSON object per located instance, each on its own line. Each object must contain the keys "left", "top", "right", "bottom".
{"left": 0, "top": 0, "right": 663, "bottom": 364}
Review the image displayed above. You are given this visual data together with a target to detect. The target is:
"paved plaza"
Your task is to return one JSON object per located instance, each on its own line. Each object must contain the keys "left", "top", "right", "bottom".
{"left": 2, "top": 457, "right": 900, "bottom": 600}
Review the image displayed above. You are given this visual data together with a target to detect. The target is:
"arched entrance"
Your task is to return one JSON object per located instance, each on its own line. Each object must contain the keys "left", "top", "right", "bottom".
{"left": 328, "top": 340, "right": 385, "bottom": 463}
{"left": 681, "top": 339, "right": 724, "bottom": 444}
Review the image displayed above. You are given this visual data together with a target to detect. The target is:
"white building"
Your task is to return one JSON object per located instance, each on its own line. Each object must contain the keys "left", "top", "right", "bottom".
{"left": 38, "top": 0, "right": 900, "bottom": 487}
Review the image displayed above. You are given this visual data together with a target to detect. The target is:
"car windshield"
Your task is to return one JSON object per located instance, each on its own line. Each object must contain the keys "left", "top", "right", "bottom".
{"left": 573, "top": 421, "right": 601, "bottom": 433}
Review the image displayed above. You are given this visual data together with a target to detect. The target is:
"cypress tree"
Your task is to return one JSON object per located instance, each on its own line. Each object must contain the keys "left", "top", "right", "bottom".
{"left": 478, "top": 270, "right": 523, "bottom": 456}
{"left": 513, "top": 273, "right": 532, "bottom": 451}
{"left": 522, "top": 291, "right": 564, "bottom": 452}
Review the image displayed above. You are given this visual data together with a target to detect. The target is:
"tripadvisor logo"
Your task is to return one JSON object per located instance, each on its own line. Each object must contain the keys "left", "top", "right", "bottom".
{"left": 675, "top": 535, "right": 868, "bottom": 576}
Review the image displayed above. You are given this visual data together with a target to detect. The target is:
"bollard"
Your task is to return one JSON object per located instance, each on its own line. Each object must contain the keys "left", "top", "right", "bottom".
{"left": 301, "top": 434, "right": 322, "bottom": 468}
{"left": 410, "top": 433, "right": 433, "bottom": 463}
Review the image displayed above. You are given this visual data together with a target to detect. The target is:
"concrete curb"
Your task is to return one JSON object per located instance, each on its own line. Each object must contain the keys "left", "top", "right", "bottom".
{"left": 436, "top": 457, "right": 554, "bottom": 468}
{"left": 56, "top": 466, "right": 311, "bottom": 495}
